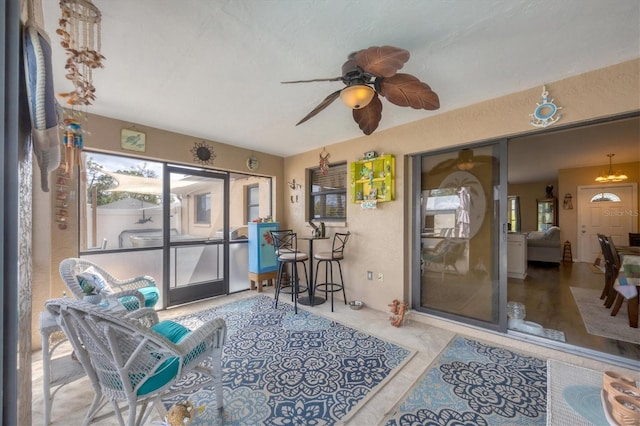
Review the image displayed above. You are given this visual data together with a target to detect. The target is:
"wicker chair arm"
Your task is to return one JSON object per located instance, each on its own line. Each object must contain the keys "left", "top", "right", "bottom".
{"left": 124, "top": 307, "right": 159, "bottom": 327}
{"left": 172, "top": 318, "right": 227, "bottom": 359}
{"left": 110, "top": 275, "right": 157, "bottom": 292}
{"left": 105, "top": 289, "right": 145, "bottom": 310}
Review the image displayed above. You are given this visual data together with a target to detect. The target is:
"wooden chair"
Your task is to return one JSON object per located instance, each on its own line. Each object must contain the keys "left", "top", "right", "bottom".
{"left": 46, "top": 298, "right": 226, "bottom": 425}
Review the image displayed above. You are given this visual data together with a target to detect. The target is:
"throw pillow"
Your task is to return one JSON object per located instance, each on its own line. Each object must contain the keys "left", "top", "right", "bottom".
{"left": 76, "top": 266, "right": 113, "bottom": 296}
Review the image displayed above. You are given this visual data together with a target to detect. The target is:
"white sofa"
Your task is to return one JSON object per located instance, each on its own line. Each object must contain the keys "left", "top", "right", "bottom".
{"left": 526, "top": 226, "right": 562, "bottom": 264}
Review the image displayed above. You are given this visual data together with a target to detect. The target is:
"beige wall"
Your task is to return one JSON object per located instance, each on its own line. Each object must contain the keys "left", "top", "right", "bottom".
{"left": 283, "top": 59, "right": 640, "bottom": 313}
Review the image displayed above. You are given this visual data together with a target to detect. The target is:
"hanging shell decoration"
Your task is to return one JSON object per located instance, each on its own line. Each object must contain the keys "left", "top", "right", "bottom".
{"left": 56, "top": 0, "right": 105, "bottom": 106}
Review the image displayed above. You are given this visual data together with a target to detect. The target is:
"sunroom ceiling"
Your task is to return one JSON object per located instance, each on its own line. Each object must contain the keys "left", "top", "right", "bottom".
{"left": 41, "top": 0, "right": 639, "bottom": 159}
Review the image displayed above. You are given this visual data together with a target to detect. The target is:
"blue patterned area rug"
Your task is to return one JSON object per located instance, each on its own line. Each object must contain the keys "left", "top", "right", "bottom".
{"left": 383, "top": 336, "right": 547, "bottom": 425}
{"left": 162, "top": 295, "right": 414, "bottom": 425}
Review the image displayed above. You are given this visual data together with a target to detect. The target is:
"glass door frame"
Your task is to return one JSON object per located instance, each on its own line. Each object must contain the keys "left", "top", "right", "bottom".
{"left": 163, "top": 164, "right": 229, "bottom": 307}
{"left": 411, "top": 139, "right": 508, "bottom": 332}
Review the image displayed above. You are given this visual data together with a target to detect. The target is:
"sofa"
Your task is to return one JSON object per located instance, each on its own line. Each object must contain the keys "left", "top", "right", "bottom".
{"left": 526, "top": 226, "right": 562, "bottom": 263}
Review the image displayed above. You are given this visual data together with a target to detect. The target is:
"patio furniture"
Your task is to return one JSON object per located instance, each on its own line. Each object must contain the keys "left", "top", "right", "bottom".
{"left": 313, "top": 232, "right": 351, "bottom": 312}
{"left": 60, "top": 258, "right": 159, "bottom": 310}
{"left": 45, "top": 297, "right": 226, "bottom": 426}
{"left": 422, "top": 238, "right": 466, "bottom": 280}
{"left": 270, "top": 230, "right": 310, "bottom": 314}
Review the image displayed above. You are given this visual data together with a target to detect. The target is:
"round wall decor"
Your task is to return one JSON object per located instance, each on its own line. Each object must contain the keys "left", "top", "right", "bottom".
{"left": 246, "top": 155, "right": 259, "bottom": 171}
{"left": 191, "top": 141, "right": 216, "bottom": 165}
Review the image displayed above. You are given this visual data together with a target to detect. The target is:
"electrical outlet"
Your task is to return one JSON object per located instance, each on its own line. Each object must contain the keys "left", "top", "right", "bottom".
{"left": 378, "top": 272, "right": 384, "bottom": 281}
{"left": 367, "top": 271, "right": 373, "bottom": 280}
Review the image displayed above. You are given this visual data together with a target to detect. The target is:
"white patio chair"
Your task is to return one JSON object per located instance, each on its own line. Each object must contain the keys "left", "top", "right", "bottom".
{"left": 60, "top": 258, "right": 159, "bottom": 310}
{"left": 45, "top": 298, "right": 226, "bottom": 426}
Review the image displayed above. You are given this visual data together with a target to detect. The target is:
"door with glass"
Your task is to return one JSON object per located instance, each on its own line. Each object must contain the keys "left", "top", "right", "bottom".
{"left": 164, "top": 166, "right": 228, "bottom": 306}
{"left": 413, "top": 142, "right": 507, "bottom": 330}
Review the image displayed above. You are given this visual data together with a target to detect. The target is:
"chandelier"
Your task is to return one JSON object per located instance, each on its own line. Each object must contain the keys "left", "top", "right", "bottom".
{"left": 595, "top": 153, "right": 628, "bottom": 183}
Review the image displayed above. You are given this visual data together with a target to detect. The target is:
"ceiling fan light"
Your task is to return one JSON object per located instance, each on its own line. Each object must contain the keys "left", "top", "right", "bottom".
{"left": 340, "top": 84, "right": 375, "bottom": 109}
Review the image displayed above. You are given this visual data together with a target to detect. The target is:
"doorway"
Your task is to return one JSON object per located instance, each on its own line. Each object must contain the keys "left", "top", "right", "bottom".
{"left": 164, "top": 165, "right": 229, "bottom": 306}
{"left": 413, "top": 142, "right": 507, "bottom": 330}
{"left": 577, "top": 183, "right": 638, "bottom": 262}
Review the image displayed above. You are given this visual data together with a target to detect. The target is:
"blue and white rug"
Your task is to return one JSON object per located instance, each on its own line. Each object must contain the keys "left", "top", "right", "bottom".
{"left": 162, "top": 295, "right": 414, "bottom": 425}
{"left": 383, "top": 336, "right": 547, "bottom": 425}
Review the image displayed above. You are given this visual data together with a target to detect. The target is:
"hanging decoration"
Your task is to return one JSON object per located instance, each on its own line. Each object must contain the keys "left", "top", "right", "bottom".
{"left": 191, "top": 141, "right": 216, "bottom": 165}
{"left": 57, "top": 0, "right": 105, "bottom": 106}
{"left": 529, "top": 85, "right": 562, "bottom": 128}
{"left": 62, "top": 118, "right": 84, "bottom": 176}
{"left": 23, "top": 0, "right": 62, "bottom": 192}
{"left": 319, "top": 148, "right": 331, "bottom": 176}
{"left": 563, "top": 193, "right": 573, "bottom": 210}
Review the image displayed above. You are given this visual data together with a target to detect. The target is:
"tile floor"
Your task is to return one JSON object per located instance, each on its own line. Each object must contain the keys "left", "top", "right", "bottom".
{"left": 32, "top": 285, "right": 639, "bottom": 426}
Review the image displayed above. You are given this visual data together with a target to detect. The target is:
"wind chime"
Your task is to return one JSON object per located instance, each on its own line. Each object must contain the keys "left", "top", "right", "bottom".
{"left": 56, "top": 0, "right": 104, "bottom": 174}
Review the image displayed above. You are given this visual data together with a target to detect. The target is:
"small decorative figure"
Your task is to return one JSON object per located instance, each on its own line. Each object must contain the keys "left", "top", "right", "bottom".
{"left": 319, "top": 148, "right": 330, "bottom": 176}
{"left": 545, "top": 184, "right": 554, "bottom": 198}
{"left": 62, "top": 118, "right": 84, "bottom": 176}
{"left": 164, "top": 401, "right": 195, "bottom": 426}
{"left": 388, "top": 299, "right": 407, "bottom": 327}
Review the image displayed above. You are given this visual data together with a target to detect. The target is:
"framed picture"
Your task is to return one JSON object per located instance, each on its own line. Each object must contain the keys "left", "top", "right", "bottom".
{"left": 120, "top": 129, "right": 146, "bottom": 152}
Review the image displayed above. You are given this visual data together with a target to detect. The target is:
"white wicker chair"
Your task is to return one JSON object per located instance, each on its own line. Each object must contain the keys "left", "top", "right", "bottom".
{"left": 59, "top": 258, "right": 159, "bottom": 310}
{"left": 46, "top": 298, "right": 226, "bottom": 426}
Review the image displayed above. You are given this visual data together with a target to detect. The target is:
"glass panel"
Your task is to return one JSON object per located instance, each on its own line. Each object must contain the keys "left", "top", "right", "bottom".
{"left": 590, "top": 192, "right": 621, "bottom": 202}
{"left": 418, "top": 145, "right": 501, "bottom": 325}
{"left": 80, "top": 152, "right": 164, "bottom": 251}
{"left": 170, "top": 244, "right": 222, "bottom": 288}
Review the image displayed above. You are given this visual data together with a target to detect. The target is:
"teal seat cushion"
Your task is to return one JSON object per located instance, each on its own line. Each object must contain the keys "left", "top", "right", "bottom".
{"left": 137, "top": 320, "right": 191, "bottom": 395}
{"left": 118, "top": 286, "right": 160, "bottom": 310}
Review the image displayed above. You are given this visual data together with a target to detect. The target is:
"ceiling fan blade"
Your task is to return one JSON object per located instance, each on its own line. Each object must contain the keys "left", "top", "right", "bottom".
{"left": 282, "top": 77, "right": 342, "bottom": 84}
{"left": 296, "top": 90, "right": 342, "bottom": 126}
{"left": 379, "top": 73, "right": 440, "bottom": 110}
{"left": 353, "top": 94, "right": 382, "bottom": 135}
{"left": 354, "top": 46, "right": 410, "bottom": 78}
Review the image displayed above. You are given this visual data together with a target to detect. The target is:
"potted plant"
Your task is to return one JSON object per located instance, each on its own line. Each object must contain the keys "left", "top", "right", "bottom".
{"left": 80, "top": 281, "right": 102, "bottom": 304}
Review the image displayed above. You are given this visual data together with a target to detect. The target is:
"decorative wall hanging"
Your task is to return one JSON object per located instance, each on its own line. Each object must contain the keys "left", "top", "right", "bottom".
{"left": 529, "top": 85, "right": 562, "bottom": 128}
{"left": 57, "top": 0, "right": 105, "bottom": 106}
{"left": 120, "top": 128, "right": 146, "bottom": 152}
{"left": 246, "top": 155, "right": 260, "bottom": 171}
{"left": 319, "top": 148, "right": 330, "bottom": 175}
{"left": 563, "top": 193, "right": 573, "bottom": 210}
{"left": 55, "top": 167, "right": 70, "bottom": 230}
{"left": 191, "top": 141, "right": 216, "bottom": 165}
{"left": 23, "top": 0, "right": 62, "bottom": 192}
{"left": 62, "top": 118, "right": 84, "bottom": 176}
{"left": 288, "top": 179, "right": 301, "bottom": 203}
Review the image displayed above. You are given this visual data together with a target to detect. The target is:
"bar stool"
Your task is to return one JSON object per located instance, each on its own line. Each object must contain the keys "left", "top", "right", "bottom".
{"left": 270, "top": 230, "right": 310, "bottom": 314}
{"left": 314, "top": 232, "right": 350, "bottom": 312}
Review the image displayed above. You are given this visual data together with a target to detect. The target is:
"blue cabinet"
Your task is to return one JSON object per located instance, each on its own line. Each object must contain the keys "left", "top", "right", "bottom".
{"left": 248, "top": 222, "right": 279, "bottom": 273}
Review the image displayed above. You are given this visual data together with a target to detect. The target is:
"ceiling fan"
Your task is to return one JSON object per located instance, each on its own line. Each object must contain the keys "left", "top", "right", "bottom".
{"left": 428, "top": 149, "right": 495, "bottom": 175}
{"left": 282, "top": 46, "right": 440, "bottom": 135}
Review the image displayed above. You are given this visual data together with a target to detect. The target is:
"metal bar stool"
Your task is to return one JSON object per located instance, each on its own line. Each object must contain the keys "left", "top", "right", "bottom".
{"left": 314, "top": 232, "right": 350, "bottom": 312}
{"left": 270, "top": 230, "right": 310, "bottom": 314}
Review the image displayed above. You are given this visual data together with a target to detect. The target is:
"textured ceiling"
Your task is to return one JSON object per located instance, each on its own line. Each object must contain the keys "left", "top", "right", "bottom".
{"left": 41, "top": 0, "right": 639, "bottom": 158}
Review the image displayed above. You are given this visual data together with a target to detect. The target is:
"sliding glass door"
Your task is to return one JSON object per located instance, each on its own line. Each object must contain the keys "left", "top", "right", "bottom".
{"left": 413, "top": 141, "right": 507, "bottom": 330}
{"left": 164, "top": 165, "right": 228, "bottom": 306}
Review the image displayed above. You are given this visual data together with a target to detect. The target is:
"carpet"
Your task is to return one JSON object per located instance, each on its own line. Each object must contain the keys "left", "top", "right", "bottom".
{"left": 570, "top": 287, "right": 640, "bottom": 345}
{"left": 161, "top": 295, "right": 414, "bottom": 425}
{"left": 382, "top": 336, "right": 547, "bottom": 425}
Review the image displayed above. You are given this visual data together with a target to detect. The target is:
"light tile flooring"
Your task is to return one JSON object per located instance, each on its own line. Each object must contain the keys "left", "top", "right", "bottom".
{"left": 32, "top": 275, "right": 639, "bottom": 426}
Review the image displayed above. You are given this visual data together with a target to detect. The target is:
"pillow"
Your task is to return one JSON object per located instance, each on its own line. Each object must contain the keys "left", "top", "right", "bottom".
{"left": 76, "top": 266, "right": 113, "bottom": 296}
{"left": 544, "top": 226, "right": 560, "bottom": 240}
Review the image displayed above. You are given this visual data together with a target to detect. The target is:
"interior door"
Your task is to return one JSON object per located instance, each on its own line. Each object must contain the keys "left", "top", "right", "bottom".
{"left": 164, "top": 166, "right": 228, "bottom": 306}
{"left": 577, "top": 183, "right": 637, "bottom": 262}
{"left": 413, "top": 141, "right": 507, "bottom": 331}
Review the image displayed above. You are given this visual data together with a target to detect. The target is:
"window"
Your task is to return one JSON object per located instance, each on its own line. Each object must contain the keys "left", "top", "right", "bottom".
{"left": 246, "top": 184, "right": 259, "bottom": 222}
{"left": 590, "top": 192, "right": 621, "bottom": 203}
{"left": 308, "top": 163, "right": 346, "bottom": 221}
{"left": 195, "top": 193, "right": 211, "bottom": 224}
{"left": 507, "top": 196, "right": 521, "bottom": 232}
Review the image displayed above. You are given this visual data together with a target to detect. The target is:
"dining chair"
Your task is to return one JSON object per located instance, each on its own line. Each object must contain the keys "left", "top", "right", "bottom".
{"left": 600, "top": 235, "right": 621, "bottom": 308}
{"left": 270, "top": 230, "right": 310, "bottom": 314}
{"left": 45, "top": 297, "right": 226, "bottom": 426}
{"left": 313, "top": 232, "right": 350, "bottom": 312}
{"left": 597, "top": 234, "right": 615, "bottom": 301}
{"left": 629, "top": 232, "right": 640, "bottom": 247}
